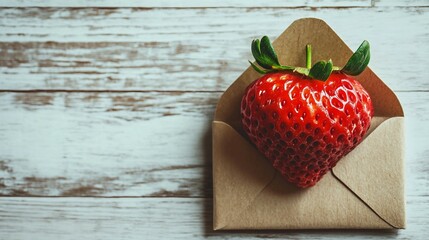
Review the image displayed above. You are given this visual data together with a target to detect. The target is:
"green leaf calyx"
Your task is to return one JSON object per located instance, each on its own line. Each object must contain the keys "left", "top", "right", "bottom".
{"left": 342, "top": 40, "right": 370, "bottom": 76}
{"left": 249, "top": 36, "right": 370, "bottom": 81}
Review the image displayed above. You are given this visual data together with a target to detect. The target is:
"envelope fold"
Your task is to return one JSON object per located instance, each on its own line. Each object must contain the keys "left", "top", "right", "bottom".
{"left": 332, "top": 117, "right": 406, "bottom": 229}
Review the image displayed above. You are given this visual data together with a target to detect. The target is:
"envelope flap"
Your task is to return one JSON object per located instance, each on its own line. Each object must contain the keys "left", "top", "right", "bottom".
{"left": 212, "top": 121, "right": 276, "bottom": 230}
{"left": 214, "top": 18, "right": 403, "bottom": 134}
{"left": 332, "top": 117, "right": 406, "bottom": 229}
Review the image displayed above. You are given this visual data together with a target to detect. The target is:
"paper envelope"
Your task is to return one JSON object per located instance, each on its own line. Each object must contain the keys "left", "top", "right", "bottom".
{"left": 212, "top": 18, "right": 405, "bottom": 230}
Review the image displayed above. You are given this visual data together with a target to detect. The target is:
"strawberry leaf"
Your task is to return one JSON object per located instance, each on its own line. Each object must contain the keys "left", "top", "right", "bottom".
{"left": 308, "top": 59, "right": 333, "bottom": 81}
{"left": 251, "top": 39, "right": 271, "bottom": 69}
{"left": 260, "top": 36, "right": 280, "bottom": 67}
{"left": 342, "top": 40, "right": 370, "bottom": 76}
{"left": 251, "top": 39, "right": 265, "bottom": 67}
{"left": 251, "top": 36, "right": 281, "bottom": 69}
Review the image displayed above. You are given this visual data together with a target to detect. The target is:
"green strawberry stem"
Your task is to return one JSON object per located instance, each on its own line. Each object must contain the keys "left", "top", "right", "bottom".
{"left": 306, "top": 45, "right": 312, "bottom": 69}
{"left": 250, "top": 36, "right": 370, "bottom": 81}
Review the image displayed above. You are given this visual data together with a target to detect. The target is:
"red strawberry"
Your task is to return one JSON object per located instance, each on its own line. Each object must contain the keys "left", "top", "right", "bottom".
{"left": 241, "top": 36, "right": 373, "bottom": 188}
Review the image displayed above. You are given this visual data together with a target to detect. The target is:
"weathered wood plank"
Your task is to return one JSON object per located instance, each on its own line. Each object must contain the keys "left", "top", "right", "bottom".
{"left": 0, "top": 91, "right": 219, "bottom": 197}
{"left": 0, "top": 91, "right": 428, "bottom": 198}
{"left": 0, "top": 196, "right": 428, "bottom": 239}
{"left": 0, "top": 0, "right": 371, "bottom": 7}
{"left": 0, "top": 7, "right": 425, "bottom": 43}
{"left": 0, "top": 42, "right": 243, "bottom": 91}
{"left": 0, "top": 7, "right": 427, "bottom": 91}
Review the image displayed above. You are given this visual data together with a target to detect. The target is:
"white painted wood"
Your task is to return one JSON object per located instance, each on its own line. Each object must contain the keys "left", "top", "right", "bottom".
{"left": 0, "top": 7, "right": 427, "bottom": 91}
{"left": 0, "top": 196, "right": 428, "bottom": 239}
{"left": 0, "top": 92, "right": 428, "bottom": 198}
{"left": 0, "top": 0, "right": 371, "bottom": 7}
{"left": 0, "top": 91, "right": 220, "bottom": 197}
{"left": 1, "top": 7, "right": 425, "bottom": 43}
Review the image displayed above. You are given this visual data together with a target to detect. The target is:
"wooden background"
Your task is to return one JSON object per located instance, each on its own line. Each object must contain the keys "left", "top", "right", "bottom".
{"left": 0, "top": 0, "right": 428, "bottom": 239}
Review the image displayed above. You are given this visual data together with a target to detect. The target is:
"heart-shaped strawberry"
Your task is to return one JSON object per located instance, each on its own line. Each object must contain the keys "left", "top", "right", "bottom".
{"left": 241, "top": 36, "right": 374, "bottom": 188}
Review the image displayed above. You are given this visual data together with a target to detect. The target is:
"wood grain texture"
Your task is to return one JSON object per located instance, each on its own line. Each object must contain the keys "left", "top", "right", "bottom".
{"left": 0, "top": 7, "right": 428, "bottom": 91}
{"left": 0, "top": 0, "right": 371, "bottom": 7}
{"left": 0, "top": 196, "right": 428, "bottom": 240}
{"left": 0, "top": 91, "right": 428, "bottom": 198}
{"left": 0, "top": 91, "right": 219, "bottom": 197}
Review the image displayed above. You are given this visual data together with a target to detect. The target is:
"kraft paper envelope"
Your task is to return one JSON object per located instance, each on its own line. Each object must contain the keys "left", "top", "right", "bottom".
{"left": 212, "top": 18, "right": 405, "bottom": 230}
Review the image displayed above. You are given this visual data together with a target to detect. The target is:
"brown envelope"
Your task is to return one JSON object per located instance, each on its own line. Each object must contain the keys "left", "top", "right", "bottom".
{"left": 212, "top": 18, "right": 405, "bottom": 230}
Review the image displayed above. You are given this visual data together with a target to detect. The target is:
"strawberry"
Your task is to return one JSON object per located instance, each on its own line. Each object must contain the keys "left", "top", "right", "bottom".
{"left": 241, "top": 36, "right": 373, "bottom": 188}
